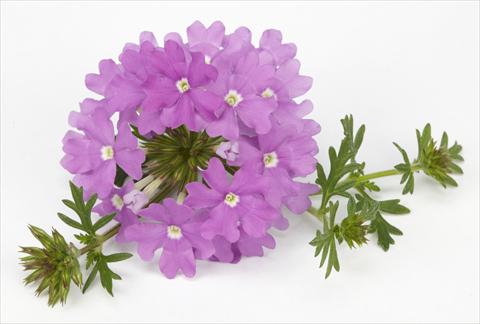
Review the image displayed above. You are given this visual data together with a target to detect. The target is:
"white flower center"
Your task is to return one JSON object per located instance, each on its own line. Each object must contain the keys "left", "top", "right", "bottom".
{"left": 224, "top": 90, "right": 243, "bottom": 107}
{"left": 167, "top": 225, "right": 183, "bottom": 240}
{"left": 263, "top": 152, "right": 279, "bottom": 168}
{"left": 261, "top": 88, "right": 275, "bottom": 98}
{"left": 224, "top": 192, "right": 240, "bottom": 207}
{"left": 111, "top": 194, "right": 124, "bottom": 210}
{"left": 205, "top": 55, "right": 212, "bottom": 64}
{"left": 176, "top": 78, "right": 190, "bottom": 93}
{"left": 101, "top": 146, "right": 114, "bottom": 160}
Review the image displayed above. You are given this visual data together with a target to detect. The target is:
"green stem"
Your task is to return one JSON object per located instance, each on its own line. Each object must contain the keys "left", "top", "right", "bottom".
{"left": 78, "top": 224, "right": 121, "bottom": 256}
{"left": 353, "top": 168, "right": 400, "bottom": 182}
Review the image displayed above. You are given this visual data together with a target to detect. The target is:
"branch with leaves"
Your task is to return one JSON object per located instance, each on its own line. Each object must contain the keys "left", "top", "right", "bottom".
{"left": 19, "top": 115, "right": 463, "bottom": 306}
{"left": 20, "top": 182, "right": 132, "bottom": 306}
{"left": 309, "top": 115, "right": 463, "bottom": 277}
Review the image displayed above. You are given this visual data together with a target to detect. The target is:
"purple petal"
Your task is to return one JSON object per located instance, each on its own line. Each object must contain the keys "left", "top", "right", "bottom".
{"left": 124, "top": 223, "right": 165, "bottom": 261}
{"left": 259, "top": 29, "right": 297, "bottom": 65}
{"left": 136, "top": 108, "right": 166, "bottom": 135}
{"left": 201, "top": 157, "right": 230, "bottom": 192}
{"left": 202, "top": 203, "right": 240, "bottom": 243}
{"left": 73, "top": 160, "right": 116, "bottom": 199}
{"left": 160, "top": 96, "right": 202, "bottom": 131}
{"left": 164, "top": 40, "right": 186, "bottom": 64}
{"left": 258, "top": 123, "right": 297, "bottom": 153}
{"left": 185, "top": 232, "right": 215, "bottom": 260}
{"left": 206, "top": 108, "right": 239, "bottom": 140}
{"left": 189, "top": 88, "right": 223, "bottom": 120}
{"left": 115, "top": 123, "right": 138, "bottom": 150}
{"left": 210, "top": 237, "right": 235, "bottom": 263}
{"left": 85, "top": 59, "right": 120, "bottom": 95}
{"left": 164, "top": 32, "right": 184, "bottom": 45}
{"left": 105, "top": 75, "right": 145, "bottom": 112}
{"left": 119, "top": 49, "right": 147, "bottom": 82}
{"left": 188, "top": 52, "right": 218, "bottom": 87}
{"left": 237, "top": 98, "right": 275, "bottom": 134}
{"left": 185, "top": 182, "right": 223, "bottom": 208}
{"left": 237, "top": 231, "right": 276, "bottom": 257}
{"left": 162, "top": 198, "right": 195, "bottom": 225}
{"left": 159, "top": 248, "right": 195, "bottom": 279}
{"left": 138, "top": 203, "right": 170, "bottom": 223}
{"left": 61, "top": 131, "right": 102, "bottom": 174}
{"left": 114, "top": 126, "right": 145, "bottom": 180}
{"left": 74, "top": 111, "right": 114, "bottom": 145}
{"left": 115, "top": 208, "right": 140, "bottom": 243}
{"left": 142, "top": 76, "right": 179, "bottom": 110}
{"left": 284, "top": 182, "right": 318, "bottom": 214}
{"left": 139, "top": 31, "right": 158, "bottom": 46}
{"left": 187, "top": 21, "right": 207, "bottom": 46}
{"left": 115, "top": 148, "right": 144, "bottom": 180}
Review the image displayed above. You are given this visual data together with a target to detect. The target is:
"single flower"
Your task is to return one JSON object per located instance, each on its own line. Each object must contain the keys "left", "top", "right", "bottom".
{"left": 185, "top": 158, "right": 279, "bottom": 242}
{"left": 125, "top": 198, "right": 215, "bottom": 279}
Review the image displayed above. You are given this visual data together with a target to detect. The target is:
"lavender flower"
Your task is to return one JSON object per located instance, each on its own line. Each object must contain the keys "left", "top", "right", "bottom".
{"left": 60, "top": 21, "right": 318, "bottom": 278}
{"left": 124, "top": 198, "right": 214, "bottom": 279}
{"left": 185, "top": 158, "right": 279, "bottom": 242}
{"left": 93, "top": 181, "right": 148, "bottom": 242}
{"left": 61, "top": 112, "right": 145, "bottom": 198}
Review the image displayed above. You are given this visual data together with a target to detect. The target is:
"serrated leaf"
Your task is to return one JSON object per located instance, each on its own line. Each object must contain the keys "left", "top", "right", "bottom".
{"left": 402, "top": 174, "right": 415, "bottom": 195}
{"left": 85, "top": 194, "right": 97, "bottom": 212}
{"left": 93, "top": 213, "right": 116, "bottom": 232}
{"left": 98, "top": 260, "right": 113, "bottom": 296}
{"left": 354, "top": 125, "right": 365, "bottom": 152}
{"left": 69, "top": 181, "right": 85, "bottom": 212}
{"left": 110, "top": 271, "right": 122, "bottom": 281}
{"left": 316, "top": 163, "right": 327, "bottom": 187}
{"left": 369, "top": 214, "right": 403, "bottom": 251}
{"left": 393, "top": 142, "right": 410, "bottom": 166}
{"left": 104, "top": 253, "right": 133, "bottom": 263}
{"left": 62, "top": 199, "right": 79, "bottom": 214}
{"left": 82, "top": 264, "right": 98, "bottom": 294}
{"left": 57, "top": 213, "right": 84, "bottom": 231}
{"left": 379, "top": 199, "right": 410, "bottom": 214}
{"left": 325, "top": 239, "right": 340, "bottom": 279}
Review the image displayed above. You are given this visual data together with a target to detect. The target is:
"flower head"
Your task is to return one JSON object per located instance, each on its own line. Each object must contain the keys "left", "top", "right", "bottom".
{"left": 60, "top": 21, "right": 318, "bottom": 278}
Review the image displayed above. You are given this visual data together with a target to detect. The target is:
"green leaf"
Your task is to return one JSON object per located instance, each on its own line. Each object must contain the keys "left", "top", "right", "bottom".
{"left": 82, "top": 264, "right": 98, "bottom": 294}
{"left": 325, "top": 239, "right": 340, "bottom": 278}
{"left": 57, "top": 213, "right": 84, "bottom": 231}
{"left": 69, "top": 181, "right": 85, "bottom": 213}
{"left": 104, "top": 253, "right": 133, "bottom": 263}
{"left": 315, "top": 163, "right": 327, "bottom": 186}
{"left": 379, "top": 199, "right": 410, "bottom": 215}
{"left": 98, "top": 259, "right": 113, "bottom": 296}
{"left": 402, "top": 172, "right": 415, "bottom": 195}
{"left": 310, "top": 201, "right": 341, "bottom": 278}
{"left": 393, "top": 142, "right": 410, "bottom": 166}
{"left": 62, "top": 199, "right": 79, "bottom": 214}
{"left": 369, "top": 214, "right": 403, "bottom": 251}
{"left": 85, "top": 194, "right": 97, "bottom": 213}
{"left": 93, "top": 213, "right": 116, "bottom": 232}
{"left": 110, "top": 271, "right": 122, "bottom": 280}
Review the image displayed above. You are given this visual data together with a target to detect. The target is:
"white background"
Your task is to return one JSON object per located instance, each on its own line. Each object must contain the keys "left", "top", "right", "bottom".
{"left": 1, "top": 1, "right": 479, "bottom": 323}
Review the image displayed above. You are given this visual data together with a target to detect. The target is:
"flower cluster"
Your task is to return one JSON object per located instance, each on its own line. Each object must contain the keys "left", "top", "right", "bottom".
{"left": 61, "top": 21, "right": 319, "bottom": 278}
